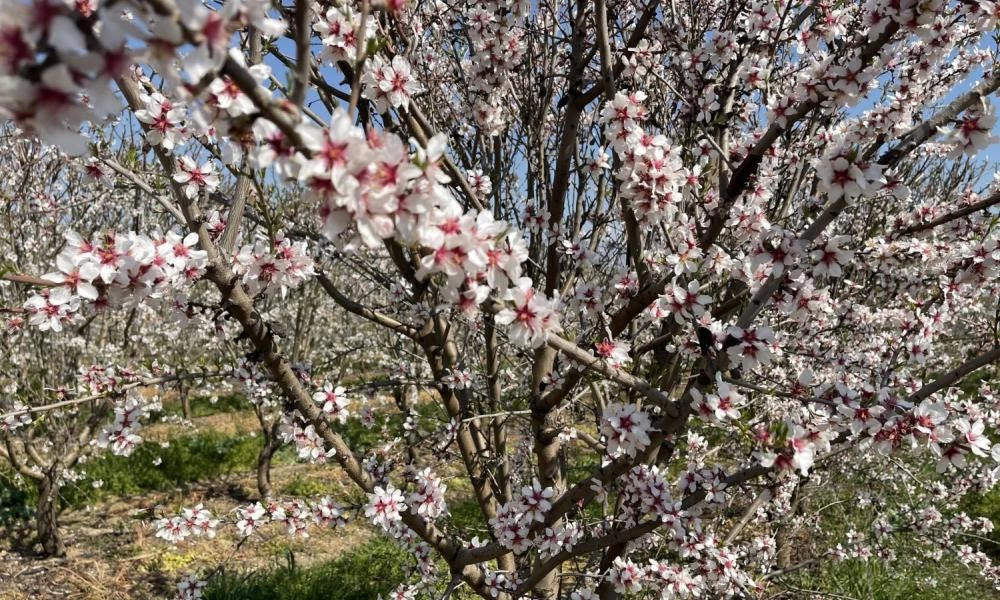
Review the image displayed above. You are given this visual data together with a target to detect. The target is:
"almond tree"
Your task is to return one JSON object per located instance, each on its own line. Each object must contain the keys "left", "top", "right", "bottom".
{"left": 1, "top": 1, "right": 1000, "bottom": 598}
{"left": 0, "top": 134, "right": 233, "bottom": 555}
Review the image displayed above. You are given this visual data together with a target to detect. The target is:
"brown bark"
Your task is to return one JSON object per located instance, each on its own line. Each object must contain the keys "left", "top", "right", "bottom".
{"left": 256, "top": 419, "right": 283, "bottom": 500}
{"left": 36, "top": 475, "right": 65, "bottom": 557}
{"left": 775, "top": 482, "right": 804, "bottom": 569}
{"left": 179, "top": 380, "right": 191, "bottom": 420}
{"left": 393, "top": 387, "right": 421, "bottom": 466}
{"left": 531, "top": 344, "right": 563, "bottom": 599}
{"left": 596, "top": 543, "right": 626, "bottom": 600}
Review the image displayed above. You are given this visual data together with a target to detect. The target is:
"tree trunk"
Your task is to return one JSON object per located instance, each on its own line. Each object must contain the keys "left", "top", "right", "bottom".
{"left": 257, "top": 443, "right": 274, "bottom": 500}
{"left": 531, "top": 346, "right": 564, "bottom": 600}
{"left": 256, "top": 420, "right": 282, "bottom": 500}
{"left": 393, "top": 387, "right": 421, "bottom": 465}
{"left": 36, "top": 476, "right": 65, "bottom": 557}
{"left": 776, "top": 481, "right": 804, "bottom": 569}
{"left": 596, "top": 542, "right": 626, "bottom": 600}
{"left": 179, "top": 381, "right": 191, "bottom": 420}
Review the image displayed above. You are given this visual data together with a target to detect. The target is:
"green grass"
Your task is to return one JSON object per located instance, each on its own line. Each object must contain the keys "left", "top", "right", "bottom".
{"left": 444, "top": 496, "right": 483, "bottom": 532}
{"left": 0, "top": 473, "right": 33, "bottom": 525}
{"left": 959, "top": 486, "right": 1000, "bottom": 559}
{"left": 1, "top": 394, "right": 410, "bottom": 520}
{"left": 776, "top": 459, "right": 1000, "bottom": 599}
{"left": 334, "top": 413, "right": 399, "bottom": 450}
{"left": 203, "top": 538, "right": 410, "bottom": 600}
{"left": 0, "top": 431, "right": 265, "bottom": 519}
{"left": 62, "top": 431, "right": 263, "bottom": 506}
{"left": 792, "top": 555, "right": 990, "bottom": 599}
{"left": 158, "top": 393, "right": 250, "bottom": 419}
{"left": 8, "top": 389, "right": 994, "bottom": 599}
{"left": 279, "top": 475, "right": 336, "bottom": 498}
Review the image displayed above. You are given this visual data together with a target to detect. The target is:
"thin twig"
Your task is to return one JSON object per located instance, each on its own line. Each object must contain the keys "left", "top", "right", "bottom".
{"left": 347, "top": 0, "right": 370, "bottom": 115}
{"left": 0, "top": 372, "right": 227, "bottom": 421}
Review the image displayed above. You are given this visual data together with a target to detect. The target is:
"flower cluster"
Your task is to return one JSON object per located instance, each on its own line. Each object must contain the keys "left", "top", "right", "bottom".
{"left": 154, "top": 504, "right": 220, "bottom": 543}
{"left": 691, "top": 378, "right": 745, "bottom": 423}
{"left": 814, "top": 146, "right": 885, "bottom": 203}
{"left": 362, "top": 56, "right": 422, "bottom": 112}
{"left": 1, "top": 402, "right": 31, "bottom": 432}
{"left": 489, "top": 479, "right": 558, "bottom": 553}
{"left": 365, "top": 484, "right": 407, "bottom": 531}
{"left": 96, "top": 391, "right": 150, "bottom": 457}
{"left": 232, "top": 358, "right": 276, "bottom": 406}
{"left": 294, "top": 109, "right": 533, "bottom": 323}
{"left": 23, "top": 230, "right": 208, "bottom": 331}
{"left": 601, "top": 92, "right": 690, "bottom": 225}
{"left": 233, "top": 234, "right": 315, "bottom": 298}
{"left": 155, "top": 498, "right": 347, "bottom": 544}
{"left": 314, "top": 6, "right": 373, "bottom": 64}
{"left": 458, "top": 0, "right": 529, "bottom": 134}
{"left": 494, "top": 278, "right": 562, "bottom": 348}
{"left": 312, "top": 382, "right": 351, "bottom": 424}
{"left": 942, "top": 98, "right": 998, "bottom": 156}
{"left": 601, "top": 403, "right": 653, "bottom": 459}
{"left": 282, "top": 418, "right": 336, "bottom": 463}
{"left": 407, "top": 468, "right": 448, "bottom": 520}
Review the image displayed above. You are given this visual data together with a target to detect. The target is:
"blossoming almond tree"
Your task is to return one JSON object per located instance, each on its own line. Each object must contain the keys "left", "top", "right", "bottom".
{"left": 1, "top": 0, "right": 1000, "bottom": 598}
{"left": 0, "top": 134, "right": 239, "bottom": 556}
{"left": 0, "top": 134, "right": 392, "bottom": 555}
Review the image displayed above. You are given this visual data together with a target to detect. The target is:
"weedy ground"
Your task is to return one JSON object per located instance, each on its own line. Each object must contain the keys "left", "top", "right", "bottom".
{"left": 0, "top": 394, "right": 998, "bottom": 599}
{"left": 0, "top": 398, "right": 383, "bottom": 600}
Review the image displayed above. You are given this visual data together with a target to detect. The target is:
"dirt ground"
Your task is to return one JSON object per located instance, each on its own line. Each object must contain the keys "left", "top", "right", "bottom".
{"left": 0, "top": 414, "right": 373, "bottom": 600}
